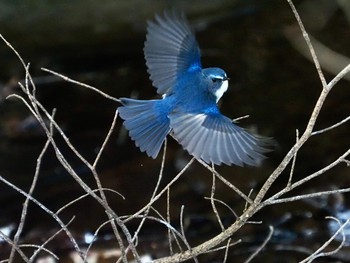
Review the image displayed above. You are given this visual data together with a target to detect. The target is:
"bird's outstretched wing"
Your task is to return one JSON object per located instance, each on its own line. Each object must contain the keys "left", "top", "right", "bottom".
{"left": 144, "top": 11, "right": 202, "bottom": 95}
{"left": 169, "top": 112, "right": 270, "bottom": 166}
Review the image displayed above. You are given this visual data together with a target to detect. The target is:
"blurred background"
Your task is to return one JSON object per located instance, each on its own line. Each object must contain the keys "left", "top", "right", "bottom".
{"left": 0, "top": 0, "right": 349, "bottom": 262}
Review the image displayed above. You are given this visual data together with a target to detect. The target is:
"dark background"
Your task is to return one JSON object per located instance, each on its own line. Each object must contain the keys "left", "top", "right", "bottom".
{"left": 0, "top": 0, "right": 349, "bottom": 262}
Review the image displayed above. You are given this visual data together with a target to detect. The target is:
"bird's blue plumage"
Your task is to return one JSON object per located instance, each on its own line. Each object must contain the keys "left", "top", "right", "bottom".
{"left": 144, "top": 12, "right": 201, "bottom": 95}
{"left": 118, "top": 98, "right": 172, "bottom": 158}
{"left": 118, "top": 11, "right": 270, "bottom": 166}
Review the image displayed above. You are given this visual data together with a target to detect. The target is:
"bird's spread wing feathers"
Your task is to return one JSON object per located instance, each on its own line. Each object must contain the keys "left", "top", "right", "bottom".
{"left": 144, "top": 11, "right": 202, "bottom": 95}
{"left": 169, "top": 112, "right": 269, "bottom": 166}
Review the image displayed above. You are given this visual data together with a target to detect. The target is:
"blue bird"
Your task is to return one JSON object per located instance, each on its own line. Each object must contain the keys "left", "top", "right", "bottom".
{"left": 118, "top": 12, "right": 270, "bottom": 166}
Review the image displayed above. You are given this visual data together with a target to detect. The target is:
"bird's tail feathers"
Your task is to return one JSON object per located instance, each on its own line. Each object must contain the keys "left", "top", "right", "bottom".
{"left": 118, "top": 98, "right": 171, "bottom": 158}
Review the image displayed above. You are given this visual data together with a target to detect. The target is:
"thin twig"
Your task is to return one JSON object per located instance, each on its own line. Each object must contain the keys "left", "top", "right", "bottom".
{"left": 264, "top": 149, "right": 350, "bottom": 206}
{"left": 233, "top": 115, "right": 250, "bottom": 122}
{"left": 41, "top": 67, "right": 121, "bottom": 103}
{"left": 223, "top": 238, "right": 231, "bottom": 263}
{"left": 299, "top": 217, "right": 349, "bottom": 263}
{"left": 2, "top": 35, "right": 135, "bottom": 261}
{"left": 204, "top": 197, "right": 238, "bottom": 219}
{"left": 179, "top": 206, "right": 198, "bottom": 263}
{"left": 327, "top": 63, "right": 350, "bottom": 90}
{"left": 84, "top": 219, "right": 115, "bottom": 262}
{"left": 30, "top": 217, "right": 76, "bottom": 262}
{"left": 266, "top": 186, "right": 350, "bottom": 206}
{"left": 167, "top": 187, "right": 173, "bottom": 255}
{"left": 8, "top": 110, "right": 53, "bottom": 263}
{"left": 205, "top": 239, "right": 241, "bottom": 255}
{"left": 286, "top": 0, "right": 327, "bottom": 89}
{"left": 197, "top": 159, "right": 253, "bottom": 204}
{"left": 287, "top": 129, "right": 299, "bottom": 188}
{"left": 210, "top": 164, "right": 225, "bottom": 231}
{"left": 0, "top": 174, "right": 82, "bottom": 258}
{"left": 312, "top": 116, "right": 350, "bottom": 136}
{"left": 0, "top": 230, "right": 29, "bottom": 262}
{"left": 244, "top": 189, "right": 254, "bottom": 212}
{"left": 124, "top": 158, "right": 195, "bottom": 223}
{"left": 56, "top": 188, "right": 124, "bottom": 215}
{"left": 21, "top": 245, "right": 58, "bottom": 261}
{"left": 244, "top": 225, "right": 274, "bottom": 263}
{"left": 23, "top": 78, "right": 131, "bottom": 262}
{"left": 120, "top": 213, "right": 195, "bottom": 252}
{"left": 93, "top": 109, "right": 119, "bottom": 168}
{"left": 119, "top": 139, "right": 169, "bottom": 263}
{"left": 149, "top": 207, "right": 182, "bottom": 252}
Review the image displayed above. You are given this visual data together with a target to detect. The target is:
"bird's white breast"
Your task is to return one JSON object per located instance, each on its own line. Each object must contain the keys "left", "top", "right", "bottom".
{"left": 215, "top": 80, "right": 228, "bottom": 102}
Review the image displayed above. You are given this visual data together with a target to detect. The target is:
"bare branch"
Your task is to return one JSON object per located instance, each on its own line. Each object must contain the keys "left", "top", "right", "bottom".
{"left": 0, "top": 230, "right": 29, "bottom": 262}
{"left": 327, "top": 63, "right": 350, "bottom": 90}
{"left": 56, "top": 188, "right": 125, "bottom": 215}
{"left": 287, "top": 129, "right": 299, "bottom": 188}
{"left": 179, "top": 206, "right": 198, "bottom": 263}
{"left": 121, "top": 139, "right": 169, "bottom": 261}
{"left": 0, "top": 174, "right": 82, "bottom": 259}
{"left": 152, "top": 1, "right": 350, "bottom": 260}
{"left": 167, "top": 187, "right": 173, "bottom": 255}
{"left": 300, "top": 217, "right": 349, "bottom": 263}
{"left": 93, "top": 109, "right": 119, "bottom": 168}
{"left": 124, "top": 158, "right": 195, "bottom": 223}
{"left": 264, "top": 149, "right": 350, "bottom": 206}
{"left": 223, "top": 239, "right": 232, "bottom": 263}
{"left": 203, "top": 197, "right": 238, "bottom": 219}
{"left": 8, "top": 113, "right": 53, "bottom": 263}
{"left": 1, "top": 34, "right": 137, "bottom": 261}
{"left": 29, "top": 217, "right": 75, "bottom": 262}
{"left": 41, "top": 67, "right": 121, "bottom": 103}
{"left": 312, "top": 116, "right": 350, "bottom": 136}
{"left": 265, "top": 186, "right": 350, "bottom": 206}
{"left": 244, "top": 225, "right": 274, "bottom": 263}
{"left": 197, "top": 159, "right": 253, "bottom": 204}
{"left": 286, "top": 0, "right": 327, "bottom": 88}
{"left": 1, "top": 1, "right": 349, "bottom": 262}
{"left": 210, "top": 167, "right": 225, "bottom": 231}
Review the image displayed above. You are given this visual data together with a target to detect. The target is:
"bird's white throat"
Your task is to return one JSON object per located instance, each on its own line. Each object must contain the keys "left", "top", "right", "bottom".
{"left": 215, "top": 80, "right": 228, "bottom": 102}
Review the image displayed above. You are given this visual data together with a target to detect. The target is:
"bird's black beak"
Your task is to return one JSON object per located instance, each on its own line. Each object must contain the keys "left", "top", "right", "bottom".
{"left": 224, "top": 77, "right": 230, "bottom": 81}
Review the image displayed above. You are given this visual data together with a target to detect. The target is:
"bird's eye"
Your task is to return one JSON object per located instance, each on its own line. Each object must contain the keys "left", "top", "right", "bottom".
{"left": 212, "top": 77, "right": 221, "bottom": 83}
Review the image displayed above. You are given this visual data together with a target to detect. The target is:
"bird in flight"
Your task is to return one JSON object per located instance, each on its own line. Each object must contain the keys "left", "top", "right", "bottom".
{"left": 118, "top": 11, "right": 270, "bottom": 166}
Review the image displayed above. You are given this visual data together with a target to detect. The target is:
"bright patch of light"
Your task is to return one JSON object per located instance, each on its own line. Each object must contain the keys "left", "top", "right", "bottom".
{"left": 84, "top": 232, "right": 95, "bottom": 244}
{"left": 0, "top": 224, "right": 15, "bottom": 242}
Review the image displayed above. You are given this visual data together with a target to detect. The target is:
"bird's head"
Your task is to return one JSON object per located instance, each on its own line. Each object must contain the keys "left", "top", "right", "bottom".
{"left": 202, "top": 68, "right": 230, "bottom": 103}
